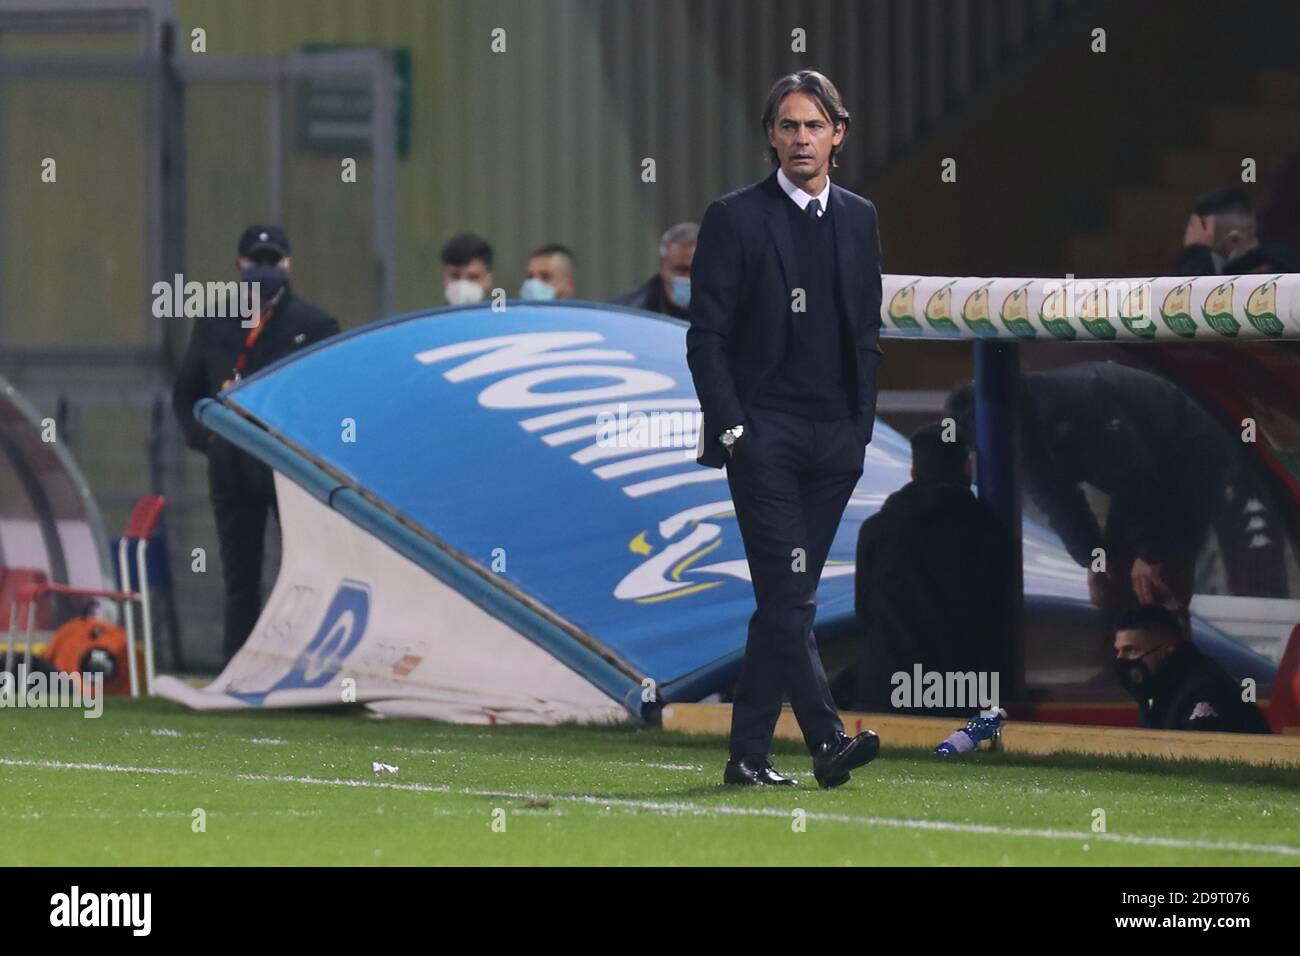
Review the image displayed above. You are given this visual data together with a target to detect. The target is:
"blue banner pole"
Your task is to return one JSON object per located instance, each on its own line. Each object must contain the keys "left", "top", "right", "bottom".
{"left": 974, "top": 341, "right": 1025, "bottom": 703}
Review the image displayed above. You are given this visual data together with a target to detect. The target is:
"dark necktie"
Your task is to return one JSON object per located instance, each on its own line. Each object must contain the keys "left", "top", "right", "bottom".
{"left": 806, "top": 198, "right": 822, "bottom": 219}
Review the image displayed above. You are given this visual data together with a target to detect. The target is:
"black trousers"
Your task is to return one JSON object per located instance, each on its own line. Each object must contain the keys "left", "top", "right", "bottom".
{"left": 206, "top": 436, "right": 278, "bottom": 662}
{"left": 724, "top": 405, "right": 866, "bottom": 759}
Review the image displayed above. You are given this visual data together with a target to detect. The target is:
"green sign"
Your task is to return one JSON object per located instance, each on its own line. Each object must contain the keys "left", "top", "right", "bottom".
{"left": 300, "top": 45, "right": 410, "bottom": 157}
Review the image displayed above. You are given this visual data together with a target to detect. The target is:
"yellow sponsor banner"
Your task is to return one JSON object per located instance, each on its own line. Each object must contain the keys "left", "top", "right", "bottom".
{"left": 880, "top": 274, "right": 1299, "bottom": 342}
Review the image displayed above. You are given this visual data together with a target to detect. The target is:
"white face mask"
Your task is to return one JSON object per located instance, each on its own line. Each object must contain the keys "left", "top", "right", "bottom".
{"left": 445, "top": 279, "right": 486, "bottom": 305}
{"left": 519, "top": 277, "right": 558, "bottom": 301}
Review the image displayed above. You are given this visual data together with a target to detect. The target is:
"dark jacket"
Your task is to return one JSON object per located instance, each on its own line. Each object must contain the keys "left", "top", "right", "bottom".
{"left": 853, "top": 480, "right": 1010, "bottom": 712}
{"left": 1135, "top": 642, "right": 1271, "bottom": 734}
{"left": 1021, "top": 362, "right": 1229, "bottom": 567}
{"left": 686, "top": 169, "right": 884, "bottom": 468}
{"left": 172, "top": 288, "right": 339, "bottom": 453}
{"left": 1177, "top": 240, "right": 1300, "bottom": 277}
{"left": 615, "top": 275, "right": 688, "bottom": 320}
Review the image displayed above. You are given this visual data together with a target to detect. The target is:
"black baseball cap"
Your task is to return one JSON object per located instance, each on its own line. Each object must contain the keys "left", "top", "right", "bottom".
{"left": 238, "top": 224, "right": 291, "bottom": 259}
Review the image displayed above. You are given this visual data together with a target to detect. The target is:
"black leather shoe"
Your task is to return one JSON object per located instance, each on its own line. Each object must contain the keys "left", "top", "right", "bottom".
{"left": 724, "top": 756, "right": 799, "bottom": 786}
{"left": 812, "top": 730, "right": 880, "bottom": 789}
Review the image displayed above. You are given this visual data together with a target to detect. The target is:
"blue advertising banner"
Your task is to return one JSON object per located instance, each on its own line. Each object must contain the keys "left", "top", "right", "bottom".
{"left": 215, "top": 301, "right": 1087, "bottom": 699}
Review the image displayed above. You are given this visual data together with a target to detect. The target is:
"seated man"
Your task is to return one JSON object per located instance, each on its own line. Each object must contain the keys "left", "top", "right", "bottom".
{"left": 847, "top": 423, "right": 1010, "bottom": 716}
{"left": 1178, "top": 186, "right": 1300, "bottom": 276}
{"left": 1113, "top": 604, "right": 1270, "bottom": 734}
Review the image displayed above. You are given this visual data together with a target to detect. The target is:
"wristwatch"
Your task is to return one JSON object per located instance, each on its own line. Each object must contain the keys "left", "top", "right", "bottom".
{"left": 719, "top": 424, "right": 745, "bottom": 452}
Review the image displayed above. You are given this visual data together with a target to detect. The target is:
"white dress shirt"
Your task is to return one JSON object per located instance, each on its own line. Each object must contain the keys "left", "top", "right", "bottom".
{"left": 777, "top": 166, "right": 830, "bottom": 217}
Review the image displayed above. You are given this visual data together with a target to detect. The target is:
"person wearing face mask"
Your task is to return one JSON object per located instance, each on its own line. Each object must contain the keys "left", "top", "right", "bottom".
{"left": 440, "top": 232, "right": 496, "bottom": 306}
{"left": 1113, "top": 604, "right": 1270, "bottom": 734}
{"left": 172, "top": 224, "right": 340, "bottom": 662}
{"left": 519, "top": 243, "right": 577, "bottom": 300}
{"left": 1177, "top": 187, "right": 1300, "bottom": 276}
{"left": 615, "top": 222, "right": 698, "bottom": 319}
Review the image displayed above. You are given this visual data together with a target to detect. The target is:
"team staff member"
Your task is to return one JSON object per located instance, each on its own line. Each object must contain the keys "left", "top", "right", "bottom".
{"left": 1113, "top": 605, "right": 1271, "bottom": 734}
{"left": 687, "top": 70, "right": 884, "bottom": 788}
{"left": 946, "top": 363, "right": 1230, "bottom": 629}
{"left": 851, "top": 424, "right": 1009, "bottom": 716}
{"left": 172, "top": 225, "right": 340, "bottom": 661}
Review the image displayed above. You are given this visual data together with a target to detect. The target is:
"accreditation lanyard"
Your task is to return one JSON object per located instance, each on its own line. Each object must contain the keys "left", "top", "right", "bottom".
{"left": 221, "top": 311, "right": 273, "bottom": 391}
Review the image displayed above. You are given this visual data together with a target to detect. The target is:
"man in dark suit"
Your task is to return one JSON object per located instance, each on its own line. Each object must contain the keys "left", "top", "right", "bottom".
{"left": 172, "top": 225, "right": 340, "bottom": 662}
{"left": 686, "top": 70, "right": 884, "bottom": 788}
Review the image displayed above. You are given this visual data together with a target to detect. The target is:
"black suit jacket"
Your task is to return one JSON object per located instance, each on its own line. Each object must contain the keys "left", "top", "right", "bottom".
{"left": 686, "top": 169, "right": 884, "bottom": 468}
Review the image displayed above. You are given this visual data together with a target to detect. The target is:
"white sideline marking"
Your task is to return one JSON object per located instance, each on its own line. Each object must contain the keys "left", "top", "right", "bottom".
{"left": 361, "top": 744, "right": 700, "bottom": 772}
{"left": 0, "top": 758, "right": 189, "bottom": 776}
{"left": 644, "top": 762, "right": 703, "bottom": 771}
{"left": 3, "top": 757, "right": 1298, "bottom": 858}
{"left": 124, "top": 732, "right": 698, "bottom": 771}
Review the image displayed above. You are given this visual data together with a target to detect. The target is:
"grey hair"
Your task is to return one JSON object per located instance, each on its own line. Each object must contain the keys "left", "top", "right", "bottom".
{"left": 658, "top": 222, "right": 700, "bottom": 259}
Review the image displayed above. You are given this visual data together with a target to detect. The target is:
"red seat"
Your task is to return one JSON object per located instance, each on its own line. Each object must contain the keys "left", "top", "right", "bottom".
{"left": 5, "top": 495, "right": 166, "bottom": 696}
{"left": 123, "top": 495, "right": 166, "bottom": 541}
{"left": 0, "top": 567, "right": 52, "bottom": 631}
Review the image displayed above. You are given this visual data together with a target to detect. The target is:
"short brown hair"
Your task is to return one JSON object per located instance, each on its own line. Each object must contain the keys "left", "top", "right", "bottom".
{"left": 761, "top": 70, "right": 851, "bottom": 169}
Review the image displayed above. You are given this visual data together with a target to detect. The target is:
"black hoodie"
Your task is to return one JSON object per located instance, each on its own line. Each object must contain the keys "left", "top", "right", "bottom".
{"left": 1130, "top": 642, "right": 1272, "bottom": 734}
{"left": 853, "top": 479, "right": 1011, "bottom": 713}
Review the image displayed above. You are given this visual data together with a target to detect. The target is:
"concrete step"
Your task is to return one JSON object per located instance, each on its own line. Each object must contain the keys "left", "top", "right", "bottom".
{"left": 1258, "top": 70, "right": 1300, "bottom": 104}
{"left": 1211, "top": 108, "right": 1300, "bottom": 151}
{"left": 1111, "top": 190, "right": 1198, "bottom": 233}
{"left": 1163, "top": 149, "right": 1276, "bottom": 190}
{"left": 1063, "top": 233, "right": 1181, "bottom": 277}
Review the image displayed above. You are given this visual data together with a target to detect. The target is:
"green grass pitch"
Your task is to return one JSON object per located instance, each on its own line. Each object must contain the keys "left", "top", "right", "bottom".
{"left": 1, "top": 699, "right": 1297, "bottom": 865}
